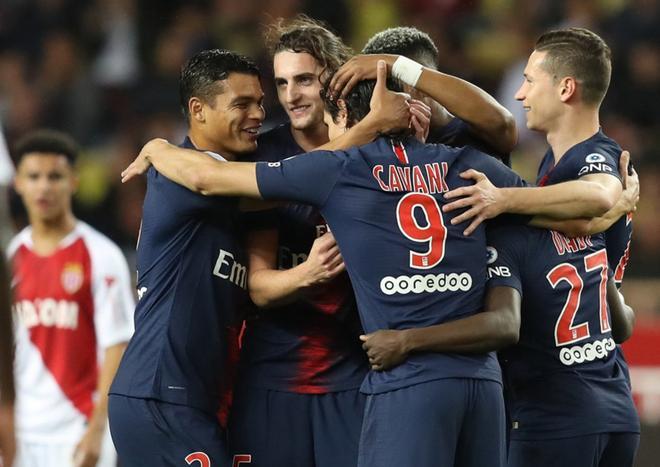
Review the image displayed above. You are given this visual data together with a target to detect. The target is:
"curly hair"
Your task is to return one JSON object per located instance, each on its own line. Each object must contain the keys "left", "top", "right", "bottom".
{"left": 264, "top": 14, "right": 353, "bottom": 79}
{"left": 362, "top": 27, "right": 439, "bottom": 69}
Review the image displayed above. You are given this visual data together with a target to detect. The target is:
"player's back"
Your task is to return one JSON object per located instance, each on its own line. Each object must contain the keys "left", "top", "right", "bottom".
{"left": 256, "top": 135, "right": 526, "bottom": 394}
{"left": 110, "top": 139, "right": 247, "bottom": 414}
{"left": 487, "top": 223, "right": 639, "bottom": 439}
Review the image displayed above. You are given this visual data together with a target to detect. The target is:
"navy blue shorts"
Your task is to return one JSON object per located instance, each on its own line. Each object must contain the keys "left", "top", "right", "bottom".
{"left": 508, "top": 432, "right": 639, "bottom": 467}
{"left": 228, "top": 387, "right": 365, "bottom": 467}
{"left": 358, "top": 378, "right": 506, "bottom": 467}
{"left": 109, "top": 394, "right": 231, "bottom": 467}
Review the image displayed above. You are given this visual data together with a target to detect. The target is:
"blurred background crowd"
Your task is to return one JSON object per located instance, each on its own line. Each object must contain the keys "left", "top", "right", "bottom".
{"left": 0, "top": 0, "right": 659, "bottom": 461}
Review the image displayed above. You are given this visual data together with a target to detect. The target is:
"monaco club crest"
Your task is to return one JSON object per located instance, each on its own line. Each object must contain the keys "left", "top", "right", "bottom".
{"left": 61, "top": 263, "right": 84, "bottom": 295}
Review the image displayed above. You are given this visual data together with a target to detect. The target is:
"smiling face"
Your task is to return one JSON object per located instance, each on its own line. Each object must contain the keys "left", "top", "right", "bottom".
{"left": 15, "top": 153, "right": 77, "bottom": 223}
{"left": 199, "top": 72, "right": 265, "bottom": 157}
{"left": 514, "top": 50, "right": 564, "bottom": 133}
{"left": 273, "top": 51, "right": 326, "bottom": 132}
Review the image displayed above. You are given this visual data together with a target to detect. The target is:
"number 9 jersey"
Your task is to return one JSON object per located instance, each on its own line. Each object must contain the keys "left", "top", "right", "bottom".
{"left": 255, "top": 136, "right": 526, "bottom": 395}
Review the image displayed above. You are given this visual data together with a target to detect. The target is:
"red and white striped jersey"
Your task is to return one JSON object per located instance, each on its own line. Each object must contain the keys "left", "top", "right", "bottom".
{"left": 7, "top": 222, "right": 134, "bottom": 443}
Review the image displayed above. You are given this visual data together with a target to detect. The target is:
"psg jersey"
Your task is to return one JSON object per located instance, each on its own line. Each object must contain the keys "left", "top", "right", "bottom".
{"left": 536, "top": 129, "right": 631, "bottom": 283}
{"left": 110, "top": 138, "right": 246, "bottom": 414}
{"left": 486, "top": 223, "right": 639, "bottom": 439}
{"left": 239, "top": 124, "right": 368, "bottom": 393}
{"left": 256, "top": 135, "right": 526, "bottom": 394}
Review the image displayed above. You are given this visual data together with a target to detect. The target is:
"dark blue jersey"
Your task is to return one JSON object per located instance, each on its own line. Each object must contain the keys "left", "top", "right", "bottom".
{"left": 536, "top": 130, "right": 631, "bottom": 284}
{"left": 110, "top": 138, "right": 246, "bottom": 414}
{"left": 256, "top": 136, "right": 526, "bottom": 394}
{"left": 486, "top": 224, "right": 639, "bottom": 439}
{"left": 238, "top": 124, "right": 368, "bottom": 394}
{"left": 428, "top": 117, "right": 511, "bottom": 166}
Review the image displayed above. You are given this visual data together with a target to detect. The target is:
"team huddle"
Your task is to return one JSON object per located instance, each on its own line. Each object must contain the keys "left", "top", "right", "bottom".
{"left": 6, "top": 14, "right": 641, "bottom": 467}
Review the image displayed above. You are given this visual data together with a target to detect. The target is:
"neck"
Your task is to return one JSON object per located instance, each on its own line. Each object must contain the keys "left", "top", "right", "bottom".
{"left": 291, "top": 124, "right": 329, "bottom": 152}
{"left": 188, "top": 127, "right": 237, "bottom": 161}
{"left": 29, "top": 211, "right": 77, "bottom": 254}
{"left": 546, "top": 107, "right": 600, "bottom": 163}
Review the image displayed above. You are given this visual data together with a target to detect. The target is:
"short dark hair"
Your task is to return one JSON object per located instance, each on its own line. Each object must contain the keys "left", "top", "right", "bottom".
{"left": 265, "top": 15, "right": 353, "bottom": 79}
{"left": 322, "top": 75, "right": 407, "bottom": 137}
{"left": 362, "top": 27, "right": 439, "bottom": 69}
{"left": 535, "top": 27, "right": 611, "bottom": 106}
{"left": 14, "top": 129, "right": 79, "bottom": 166}
{"left": 179, "top": 49, "right": 260, "bottom": 120}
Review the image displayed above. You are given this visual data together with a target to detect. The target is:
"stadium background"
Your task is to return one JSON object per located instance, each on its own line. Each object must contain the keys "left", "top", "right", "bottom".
{"left": 0, "top": 0, "right": 658, "bottom": 465}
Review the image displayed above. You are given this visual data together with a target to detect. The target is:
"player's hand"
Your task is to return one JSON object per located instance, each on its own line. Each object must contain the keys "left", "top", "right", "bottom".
{"left": 443, "top": 170, "right": 504, "bottom": 236}
{"left": 360, "top": 330, "right": 410, "bottom": 371}
{"left": 301, "top": 232, "right": 346, "bottom": 287}
{"left": 363, "top": 60, "right": 412, "bottom": 134}
{"left": 72, "top": 425, "right": 103, "bottom": 467}
{"left": 0, "top": 403, "right": 15, "bottom": 467}
{"left": 330, "top": 54, "right": 398, "bottom": 98}
{"left": 121, "top": 138, "right": 171, "bottom": 183}
{"left": 410, "top": 99, "right": 432, "bottom": 143}
{"left": 618, "top": 150, "right": 639, "bottom": 213}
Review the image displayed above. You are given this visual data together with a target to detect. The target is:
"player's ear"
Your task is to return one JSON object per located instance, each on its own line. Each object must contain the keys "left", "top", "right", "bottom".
{"left": 189, "top": 97, "right": 205, "bottom": 123}
{"left": 337, "top": 99, "right": 348, "bottom": 130}
{"left": 558, "top": 76, "right": 577, "bottom": 103}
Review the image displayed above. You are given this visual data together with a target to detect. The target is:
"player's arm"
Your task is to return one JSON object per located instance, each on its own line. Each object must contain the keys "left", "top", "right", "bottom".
{"left": 529, "top": 155, "right": 639, "bottom": 237}
{"left": 361, "top": 287, "right": 521, "bottom": 371}
{"left": 608, "top": 280, "right": 635, "bottom": 344}
{"left": 0, "top": 253, "right": 15, "bottom": 467}
{"left": 247, "top": 229, "right": 345, "bottom": 308}
{"left": 444, "top": 171, "right": 622, "bottom": 236}
{"left": 322, "top": 60, "right": 430, "bottom": 149}
{"left": 121, "top": 139, "right": 261, "bottom": 198}
{"left": 330, "top": 54, "right": 517, "bottom": 153}
{"left": 74, "top": 342, "right": 127, "bottom": 467}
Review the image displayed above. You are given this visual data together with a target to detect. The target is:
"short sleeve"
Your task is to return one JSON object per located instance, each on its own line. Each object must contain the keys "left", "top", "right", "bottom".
{"left": 88, "top": 236, "right": 135, "bottom": 349}
{"left": 485, "top": 224, "right": 527, "bottom": 295}
{"left": 256, "top": 150, "right": 347, "bottom": 206}
{"left": 573, "top": 150, "right": 622, "bottom": 183}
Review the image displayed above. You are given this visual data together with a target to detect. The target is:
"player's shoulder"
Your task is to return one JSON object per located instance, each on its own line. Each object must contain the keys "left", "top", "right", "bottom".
{"left": 6, "top": 226, "right": 32, "bottom": 259}
{"left": 573, "top": 130, "right": 622, "bottom": 161}
{"left": 253, "top": 123, "right": 300, "bottom": 162}
{"left": 76, "top": 222, "right": 126, "bottom": 264}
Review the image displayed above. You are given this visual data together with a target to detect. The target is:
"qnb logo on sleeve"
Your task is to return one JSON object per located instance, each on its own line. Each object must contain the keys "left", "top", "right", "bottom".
{"left": 380, "top": 272, "right": 472, "bottom": 295}
{"left": 558, "top": 337, "right": 615, "bottom": 366}
{"left": 213, "top": 249, "right": 247, "bottom": 290}
{"left": 578, "top": 153, "right": 613, "bottom": 177}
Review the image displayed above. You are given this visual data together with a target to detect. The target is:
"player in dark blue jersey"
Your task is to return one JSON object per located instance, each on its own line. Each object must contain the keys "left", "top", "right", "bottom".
{"left": 486, "top": 222, "right": 639, "bottom": 467}
{"left": 332, "top": 26, "right": 517, "bottom": 163}
{"left": 229, "top": 18, "right": 369, "bottom": 467}
{"left": 427, "top": 27, "right": 641, "bottom": 466}
{"left": 108, "top": 50, "right": 265, "bottom": 467}
{"left": 121, "top": 53, "right": 634, "bottom": 465}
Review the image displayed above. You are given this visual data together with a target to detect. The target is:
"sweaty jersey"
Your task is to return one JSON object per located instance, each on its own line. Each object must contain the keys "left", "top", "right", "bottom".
{"left": 110, "top": 138, "right": 246, "bottom": 414}
{"left": 486, "top": 224, "right": 640, "bottom": 439}
{"left": 536, "top": 129, "right": 630, "bottom": 284}
{"left": 239, "top": 124, "right": 367, "bottom": 393}
{"left": 256, "top": 136, "right": 526, "bottom": 394}
{"left": 8, "top": 222, "right": 134, "bottom": 443}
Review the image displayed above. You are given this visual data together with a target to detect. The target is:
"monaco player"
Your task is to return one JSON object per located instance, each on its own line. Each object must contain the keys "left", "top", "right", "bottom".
{"left": 7, "top": 130, "right": 134, "bottom": 467}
